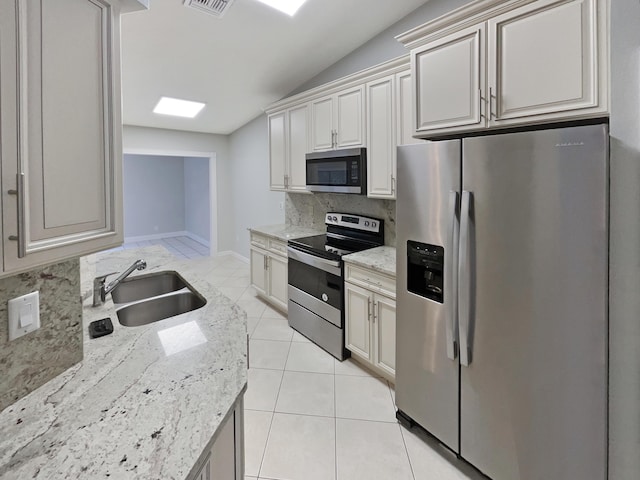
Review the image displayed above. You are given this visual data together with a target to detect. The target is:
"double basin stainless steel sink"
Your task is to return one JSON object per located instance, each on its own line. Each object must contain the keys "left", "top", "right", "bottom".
{"left": 112, "top": 271, "right": 206, "bottom": 327}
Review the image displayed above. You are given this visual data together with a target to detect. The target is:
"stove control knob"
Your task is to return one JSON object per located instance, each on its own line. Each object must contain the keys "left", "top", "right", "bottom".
{"left": 372, "top": 222, "right": 377, "bottom": 228}
{"left": 332, "top": 216, "right": 338, "bottom": 221}
{"left": 327, "top": 215, "right": 331, "bottom": 221}
{"left": 365, "top": 221, "right": 370, "bottom": 227}
{"left": 322, "top": 293, "right": 329, "bottom": 302}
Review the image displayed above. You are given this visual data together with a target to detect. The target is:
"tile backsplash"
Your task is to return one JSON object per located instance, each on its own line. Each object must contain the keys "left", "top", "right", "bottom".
{"left": 0, "top": 259, "right": 82, "bottom": 412}
{"left": 286, "top": 192, "right": 396, "bottom": 246}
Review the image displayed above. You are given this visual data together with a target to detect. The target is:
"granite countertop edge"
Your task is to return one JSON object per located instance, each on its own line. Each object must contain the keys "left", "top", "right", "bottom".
{"left": 342, "top": 246, "right": 397, "bottom": 277}
{"left": 0, "top": 246, "right": 248, "bottom": 480}
{"left": 249, "top": 224, "right": 324, "bottom": 242}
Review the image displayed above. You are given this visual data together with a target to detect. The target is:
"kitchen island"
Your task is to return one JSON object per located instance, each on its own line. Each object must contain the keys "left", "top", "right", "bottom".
{"left": 0, "top": 246, "right": 247, "bottom": 480}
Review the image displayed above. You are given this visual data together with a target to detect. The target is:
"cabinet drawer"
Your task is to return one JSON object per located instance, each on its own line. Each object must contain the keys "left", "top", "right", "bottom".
{"left": 268, "top": 238, "right": 288, "bottom": 257}
{"left": 250, "top": 233, "right": 268, "bottom": 249}
{"left": 345, "top": 264, "right": 395, "bottom": 298}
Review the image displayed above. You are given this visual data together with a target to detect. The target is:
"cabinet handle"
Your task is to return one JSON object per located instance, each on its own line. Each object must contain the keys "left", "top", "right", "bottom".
{"left": 284, "top": 174, "right": 289, "bottom": 189}
{"left": 479, "top": 89, "right": 484, "bottom": 120}
{"left": 489, "top": 87, "right": 495, "bottom": 120}
{"left": 367, "top": 297, "right": 372, "bottom": 321}
{"left": 266, "top": 257, "right": 269, "bottom": 270}
{"left": 391, "top": 175, "right": 396, "bottom": 195}
{"left": 7, "top": 173, "right": 26, "bottom": 258}
{"left": 373, "top": 302, "right": 377, "bottom": 323}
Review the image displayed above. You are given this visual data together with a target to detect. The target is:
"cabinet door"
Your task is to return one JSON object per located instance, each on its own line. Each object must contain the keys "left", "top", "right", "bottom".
{"left": 311, "top": 96, "right": 334, "bottom": 151}
{"left": 250, "top": 248, "right": 267, "bottom": 296}
{"left": 267, "top": 254, "right": 288, "bottom": 311}
{"left": 287, "top": 104, "right": 310, "bottom": 192}
{"left": 395, "top": 70, "right": 421, "bottom": 146}
{"left": 373, "top": 294, "right": 396, "bottom": 379}
{"left": 345, "top": 282, "right": 372, "bottom": 360}
{"left": 413, "top": 24, "right": 486, "bottom": 134}
{"left": 335, "top": 86, "right": 365, "bottom": 148}
{"left": 0, "top": 0, "right": 123, "bottom": 273}
{"left": 209, "top": 409, "right": 236, "bottom": 479}
{"left": 366, "top": 75, "right": 396, "bottom": 199}
{"left": 488, "top": 0, "right": 601, "bottom": 123}
{"left": 268, "top": 111, "right": 287, "bottom": 191}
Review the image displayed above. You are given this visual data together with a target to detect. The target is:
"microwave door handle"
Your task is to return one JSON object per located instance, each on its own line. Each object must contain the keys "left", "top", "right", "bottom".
{"left": 445, "top": 191, "right": 459, "bottom": 360}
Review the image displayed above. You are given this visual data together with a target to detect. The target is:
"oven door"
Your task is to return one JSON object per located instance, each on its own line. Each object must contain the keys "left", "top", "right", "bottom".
{"left": 287, "top": 247, "right": 342, "bottom": 327}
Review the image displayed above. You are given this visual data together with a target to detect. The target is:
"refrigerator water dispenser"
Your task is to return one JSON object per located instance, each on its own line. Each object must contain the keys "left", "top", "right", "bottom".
{"left": 407, "top": 241, "right": 444, "bottom": 303}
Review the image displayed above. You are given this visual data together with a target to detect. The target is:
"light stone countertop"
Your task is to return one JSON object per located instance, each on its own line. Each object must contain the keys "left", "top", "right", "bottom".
{"left": 343, "top": 246, "right": 397, "bottom": 277}
{"left": 249, "top": 224, "right": 323, "bottom": 242}
{"left": 0, "top": 246, "right": 247, "bottom": 480}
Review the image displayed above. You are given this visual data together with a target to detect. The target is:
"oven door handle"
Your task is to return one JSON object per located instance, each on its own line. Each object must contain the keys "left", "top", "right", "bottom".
{"left": 287, "top": 247, "right": 342, "bottom": 276}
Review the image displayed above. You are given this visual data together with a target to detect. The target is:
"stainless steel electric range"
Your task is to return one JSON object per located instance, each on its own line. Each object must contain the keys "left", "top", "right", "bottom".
{"left": 287, "top": 213, "right": 384, "bottom": 360}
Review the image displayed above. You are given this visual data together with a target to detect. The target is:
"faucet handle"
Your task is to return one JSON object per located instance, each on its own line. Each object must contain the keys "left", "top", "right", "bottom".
{"left": 94, "top": 272, "right": 118, "bottom": 284}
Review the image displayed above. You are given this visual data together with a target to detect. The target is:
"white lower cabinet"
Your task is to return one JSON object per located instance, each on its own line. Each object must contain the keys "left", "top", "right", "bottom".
{"left": 250, "top": 233, "right": 288, "bottom": 311}
{"left": 189, "top": 402, "right": 244, "bottom": 480}
{"left": 344, "top": 265, "right": 396, "bottom": 381}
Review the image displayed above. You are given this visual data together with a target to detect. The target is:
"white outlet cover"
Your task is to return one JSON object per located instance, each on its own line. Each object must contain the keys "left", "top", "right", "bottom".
{"left": 8, "top": 291, "right": 40, "bottom": 341}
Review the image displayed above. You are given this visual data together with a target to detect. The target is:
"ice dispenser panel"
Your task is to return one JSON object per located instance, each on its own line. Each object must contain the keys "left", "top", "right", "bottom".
{"left": 407, "top": 241, "right": 444, "bottom": 303}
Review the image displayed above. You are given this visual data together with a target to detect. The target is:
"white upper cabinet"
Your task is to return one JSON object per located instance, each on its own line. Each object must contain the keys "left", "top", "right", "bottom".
{"left": 311, "top": 86, "right": 365, "bottom": 151}
{"left": 366, "top": 75, "right": 396, "bottom": 199}
{"left": 0, "top": 0, "right": 127, "bottom": 275}
{"left": 488, "top": 0, "right": 604, "bottom": 123}
{"left": 413, "top": 24, "right": 486, "bottom": 135}
{"left": 395, "top": 69, "right": 422, "bottom": 146}
{"left": 268, "top": 111, "right": 287, "bottom": 191}
{"left": 398, "top": 0, "right": 609, "bottom": 138}
{"left": 287, "top": 104, "right": 310, "bottom": 192}
{"left": 268, "top": 104, "right": 310, "bottom": 192}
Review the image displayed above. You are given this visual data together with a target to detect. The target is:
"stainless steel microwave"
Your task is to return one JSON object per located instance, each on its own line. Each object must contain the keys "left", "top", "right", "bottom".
{"left": 305, "top": 148, "right": 367, "bottom": 194}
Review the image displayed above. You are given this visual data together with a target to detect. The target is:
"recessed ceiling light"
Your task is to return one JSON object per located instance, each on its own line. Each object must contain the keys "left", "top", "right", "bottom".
{"left": 153, "top": 96, "right": 205, "bottom": 118}
{"left": 255, "top": 0, "right": 307, "bottom": 16}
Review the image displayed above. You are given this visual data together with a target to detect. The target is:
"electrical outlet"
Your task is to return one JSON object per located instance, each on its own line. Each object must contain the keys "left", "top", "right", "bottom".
{"left": 8, "top": 291, "right": 40, "bottom": 341}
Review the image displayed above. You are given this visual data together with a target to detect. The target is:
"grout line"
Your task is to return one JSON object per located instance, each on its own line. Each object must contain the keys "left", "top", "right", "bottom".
{"left": 399, "top": 423, "right": 417, "bottom": 480}
{"left": 256, "top": 337, "right": 294, "bottom": 478}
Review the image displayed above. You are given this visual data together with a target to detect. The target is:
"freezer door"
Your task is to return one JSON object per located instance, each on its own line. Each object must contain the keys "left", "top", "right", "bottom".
{"left": 395, "top": 141, "right": 461, "bottom": 453}
{"left": 460, "top": 125, "right": 608, "bottom": 480}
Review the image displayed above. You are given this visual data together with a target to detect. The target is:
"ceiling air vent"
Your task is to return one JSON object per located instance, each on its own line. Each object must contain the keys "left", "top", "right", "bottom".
{"left": 183, "top": 0, "right": 236, "bottom": 18}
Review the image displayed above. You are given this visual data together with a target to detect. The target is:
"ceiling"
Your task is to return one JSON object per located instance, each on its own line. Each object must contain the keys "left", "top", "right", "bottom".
{"left": 120, "top": 0, "right": 428, "bottom": 135}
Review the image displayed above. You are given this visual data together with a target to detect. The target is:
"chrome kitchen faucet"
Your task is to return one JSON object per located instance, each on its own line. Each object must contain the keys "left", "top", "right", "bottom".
{"left": 92, "top": 259, "right": 147, "bottom": 307}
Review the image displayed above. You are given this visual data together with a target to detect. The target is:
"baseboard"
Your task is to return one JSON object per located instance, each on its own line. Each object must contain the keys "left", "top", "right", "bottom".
{"left": 217, "top": 251, "right": 250, "bottom": 264}
{"left": 125, "top": 231, "right": 188, "bottom": 243}
{"left": 125, "top": 231, "right": 210, "bottom": 249}
{"left": 185, "top": 232, "right": 210, "bottom": 248}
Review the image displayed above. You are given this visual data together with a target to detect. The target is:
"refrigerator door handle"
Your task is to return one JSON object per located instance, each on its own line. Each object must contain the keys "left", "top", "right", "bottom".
{"left": 446, "top": 191, "right": 460, "bottom": 360}
{"left": 459, "top": 190, "right": 473, "bottom": 367}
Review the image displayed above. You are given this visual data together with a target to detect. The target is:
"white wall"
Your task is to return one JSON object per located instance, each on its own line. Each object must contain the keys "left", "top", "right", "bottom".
{"left": 229, "top": 115, "right": 285, "bottom": 258}
{"left": 122, "top": 125, "right": 233, "bottom": 252}
{"left": 123, "top": 154, "right": 186, "bottom": 237}
{"left": 184, "top": 156, "right": 210, "bottom": 244}
{"left": 609, "top": 0, "right": 640, "bottom": 478}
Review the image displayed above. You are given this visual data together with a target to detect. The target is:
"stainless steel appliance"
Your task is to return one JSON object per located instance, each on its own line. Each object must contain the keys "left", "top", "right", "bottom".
{"left": 288, "top": 213, "right": 384, "bottom": 360}
{"left": 395, "top": 124, "right": 608, "bottom": 480}
{"left": 305, "top": 148, "right": 366, "bottom": 194}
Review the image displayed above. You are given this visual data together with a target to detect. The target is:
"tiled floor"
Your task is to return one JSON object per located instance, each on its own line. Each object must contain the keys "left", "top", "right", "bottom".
{"left": 110, "top": 235, "right": 210, "bottom": 259}
{"left": 183, "top": 255, "right": 481, "bottom": 480}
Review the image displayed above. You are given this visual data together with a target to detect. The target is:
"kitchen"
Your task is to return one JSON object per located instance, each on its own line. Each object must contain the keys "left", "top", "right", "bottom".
{"left": 0, "top": 0, "right": 638, "bottom": 479}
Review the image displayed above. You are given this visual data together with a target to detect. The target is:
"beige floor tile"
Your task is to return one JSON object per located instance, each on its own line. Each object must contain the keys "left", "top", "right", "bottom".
{"left": 244, "top": 409, "right": 273, "bottom": 477}
{"left": 226, "top": 275, "right": 251, "bottom": 287}
{"left": 285, "top": 342, "right": 335, "bottom": 374}
{"left": 246, "top": 317, "right": 261, "bottom": 336}
{"left": 252, "top": 317, "right": 294, "bottom": 342}
{"left": 261, "top": 305, "right": 287, "bottom": 319}
{"left": 291, "top": 330, "right": 311, "bottom": 343}
{"left": 275, "top": 371, "right": 335, "bottom": 417}
{"left": 260, "top": 413, "right": 336, "bottom": 480}
{"left": 249, "top": 339, "right": 291, "bottom": 370}
{"left": 236, "top": 298, "right": 268, "bottom": 317}
{"left": 401, "top": 426, "right": 480, "bottom": 479}
{"left": 336, "top": 419, "right": 413, "bottom": 480}
{"left": 245, "top": 368, "right": 284, "bottom": 411}
{"left": 335, "top": 376, "right": 397, "bottom": 422}
{"left": 217, "top": 285, "right": 248, "bottom": 302}
{"left": 334, "top": 357, "right": 381, "bottom": 377}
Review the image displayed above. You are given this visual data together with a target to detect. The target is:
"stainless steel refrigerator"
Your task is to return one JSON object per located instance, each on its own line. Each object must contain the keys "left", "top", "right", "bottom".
{"left": 395, "top": 124, "right": 608, "bottom": 480}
